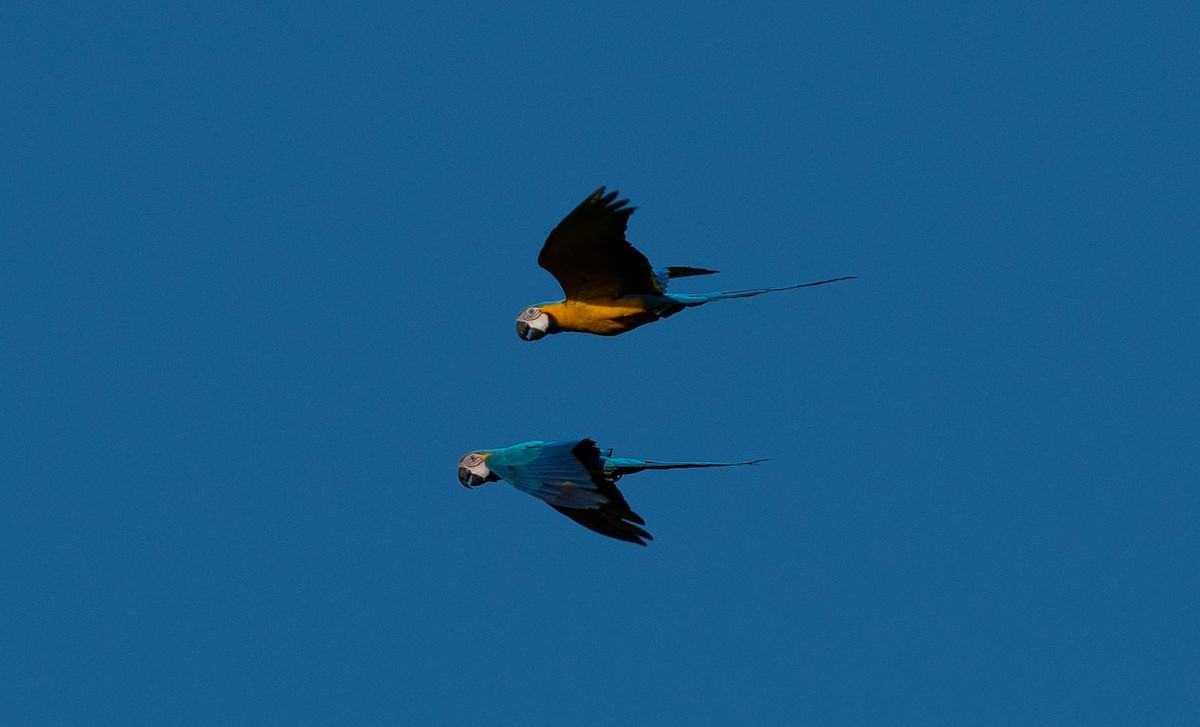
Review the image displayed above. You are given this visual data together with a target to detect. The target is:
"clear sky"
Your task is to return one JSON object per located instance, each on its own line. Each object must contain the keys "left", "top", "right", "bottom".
{"left": 3, "top": 2, "right": 1197, "bottom": 724}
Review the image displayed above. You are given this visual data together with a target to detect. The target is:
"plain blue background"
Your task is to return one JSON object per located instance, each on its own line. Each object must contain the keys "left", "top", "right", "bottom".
{"left": 3, "top": 2, "right": 1197, "bottom": 724}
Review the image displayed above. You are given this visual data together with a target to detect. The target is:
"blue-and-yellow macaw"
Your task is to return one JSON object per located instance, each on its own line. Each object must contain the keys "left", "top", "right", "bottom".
{"left": 457, "top": 438, "right": 764, "bottom": 545}
{"left": 515, "top": 187, "right": 855, "bottom": 340}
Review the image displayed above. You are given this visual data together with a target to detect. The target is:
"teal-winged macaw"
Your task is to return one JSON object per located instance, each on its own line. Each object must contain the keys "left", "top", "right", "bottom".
{"left": 515, "top": 187, "right": 855, "bottom": 340}
{"left": 457, "top": 438, "right": 764, "bottom": 545}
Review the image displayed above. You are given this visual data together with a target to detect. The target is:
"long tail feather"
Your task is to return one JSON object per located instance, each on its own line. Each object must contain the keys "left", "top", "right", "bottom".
{"left": 605, "top": 457, "right": 767, "bottom": 477}
{"left": 708, "top": 275, "right": 856, "bottom": 301}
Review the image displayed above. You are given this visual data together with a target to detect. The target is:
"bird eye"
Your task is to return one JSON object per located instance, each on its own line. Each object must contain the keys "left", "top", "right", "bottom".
{"left": 520, "top": 307, "right": 539, "bottom": 320}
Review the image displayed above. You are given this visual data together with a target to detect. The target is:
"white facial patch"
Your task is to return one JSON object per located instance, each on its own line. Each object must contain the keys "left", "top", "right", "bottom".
{"left": 459, "top": 453, "right": 492, "bottom": 481}
{"left": 517, "top": 307, "right": 550, "bottom": 333}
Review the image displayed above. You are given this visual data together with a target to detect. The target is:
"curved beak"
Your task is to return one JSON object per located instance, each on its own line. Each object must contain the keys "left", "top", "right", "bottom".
{"left": 459, "top": 466, "right": 487, "bottom": 488}
{"left": 516, "top": 320, "right": 546, "bottom": 341}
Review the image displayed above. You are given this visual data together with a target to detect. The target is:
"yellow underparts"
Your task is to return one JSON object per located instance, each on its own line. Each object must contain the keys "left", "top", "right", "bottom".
{"left": 542, "top": 298, "right": 660, "bottom": 336}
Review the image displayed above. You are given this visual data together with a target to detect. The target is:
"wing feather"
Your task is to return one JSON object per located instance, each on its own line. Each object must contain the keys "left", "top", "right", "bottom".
{"left": 548, "top": 503, "right": 653, "bottom": 546}
{"left": 502, "top": 439, "right": 652, "bottom": 545}
{"left": 537, "top": 188, "right": 662, "bottom": 300}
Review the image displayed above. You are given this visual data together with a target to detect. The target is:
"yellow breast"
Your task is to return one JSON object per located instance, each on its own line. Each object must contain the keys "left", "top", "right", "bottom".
{"left": 543, "top": 298, "right": 659, "bottom": 336}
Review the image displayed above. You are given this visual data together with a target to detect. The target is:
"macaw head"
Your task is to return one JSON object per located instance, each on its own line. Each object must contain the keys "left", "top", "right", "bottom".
{"left": 515, "top": 306, "right": 555, "bottom": 341}
{"left": 458, "top": 451, "right": 499, "bottom": 488}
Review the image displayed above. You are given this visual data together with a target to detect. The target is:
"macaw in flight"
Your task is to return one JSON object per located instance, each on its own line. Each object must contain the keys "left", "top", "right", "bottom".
{"left": 458, "top": 438, "right": 764, "bottom": 545}
{"left": 515, "top": 187, "right": 855, "bottom": 341}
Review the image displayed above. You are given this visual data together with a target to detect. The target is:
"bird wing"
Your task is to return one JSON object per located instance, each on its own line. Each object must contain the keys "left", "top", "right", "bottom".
{"left": 546, "top": 502, "right": 652, "bottom": 546}
{"left": 537, "top": 188, "right": 663, "bottom": 300}
{"left": 501, "top": 439, "right": 652, "bottom": 545}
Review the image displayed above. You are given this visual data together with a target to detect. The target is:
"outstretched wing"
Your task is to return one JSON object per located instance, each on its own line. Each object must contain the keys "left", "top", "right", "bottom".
{"left": 538, "top": 188, "right": 663, "bottom": 301}
{"left": 503, "top": 439, "right": 653, "bottom": 545}
{"left": 547, "top": 502, "right": 652, "bottom": 546}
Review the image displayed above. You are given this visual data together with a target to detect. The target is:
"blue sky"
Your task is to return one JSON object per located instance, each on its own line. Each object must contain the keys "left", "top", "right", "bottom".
{"left": 2, "top": 2, "right": 1197, "bottom": 724}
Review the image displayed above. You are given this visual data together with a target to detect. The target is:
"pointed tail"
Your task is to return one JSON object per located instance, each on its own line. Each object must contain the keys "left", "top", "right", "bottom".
{"left": 706, "top": 275, "right": 856, "bottom": 301}
{"left": 605, "top": 457, "right": 767, "bottom": 477}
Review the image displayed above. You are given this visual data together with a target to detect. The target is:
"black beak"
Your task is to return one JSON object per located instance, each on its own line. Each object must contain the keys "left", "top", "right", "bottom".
{"left": 459, "top": 466, "right": 486, "bottom": 488}
{"left": 516, "top": 320, "right": 543, "bottom": 341}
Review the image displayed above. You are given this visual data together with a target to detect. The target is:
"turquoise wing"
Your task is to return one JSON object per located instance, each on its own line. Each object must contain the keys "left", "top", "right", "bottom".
{"left": 489, "top": 439, "right": 652, "bottom": 545}
{"left": 487, "top": 439, "right": 606, "bottom": 508}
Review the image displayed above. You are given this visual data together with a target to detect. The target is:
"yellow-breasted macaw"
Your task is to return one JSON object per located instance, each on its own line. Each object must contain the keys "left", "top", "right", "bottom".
{"left": 515, "top": 187, "right": 855, "bottom": 340}
{"left": 458, "top": 438, "right": 764, "bottom": 545}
